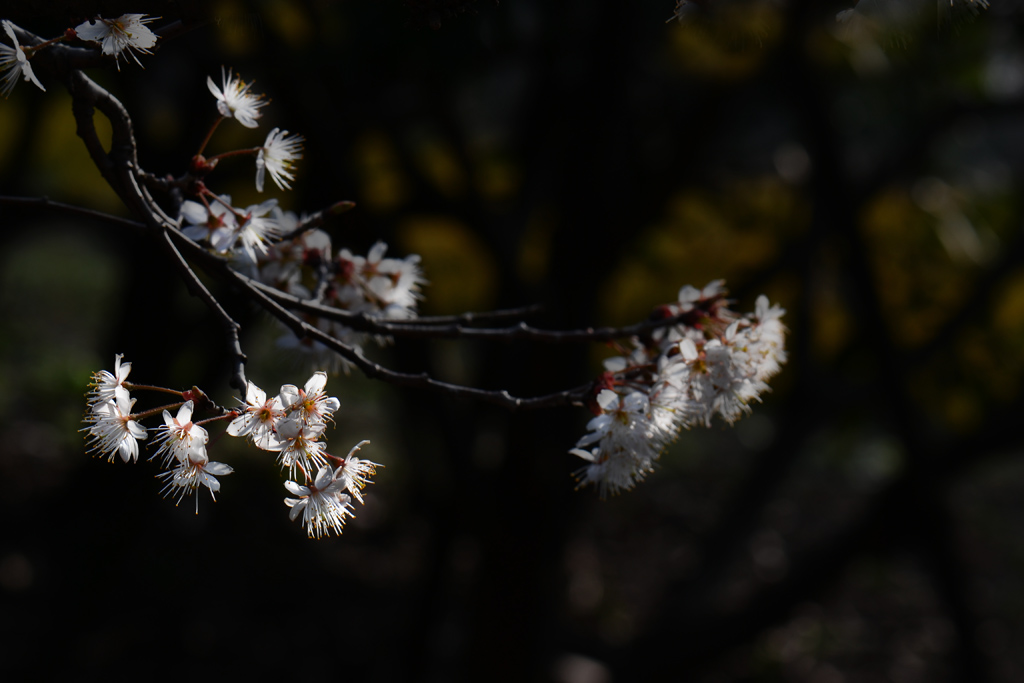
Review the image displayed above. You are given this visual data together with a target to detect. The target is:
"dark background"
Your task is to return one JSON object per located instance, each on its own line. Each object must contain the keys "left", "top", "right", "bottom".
{"left": 2, "top": 1, "right": 1024, "bottom": 681}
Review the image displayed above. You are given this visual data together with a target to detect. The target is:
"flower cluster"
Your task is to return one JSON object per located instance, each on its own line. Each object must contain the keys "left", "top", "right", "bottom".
{"left": 82, "top": 356, "right": 379, "bottom": 537}
{"left": 252, "top": 230, "right": 427, "bottom": 373}
{"left": 180, "top": 194, "right": 283, "bottom": 262}
{"left": 571, "top": 282, "right": 787, "bottom": 497}
{"left": 83, "top": 354, "right": 147, "bottom": 463}
{"left": 225, "top": 372, "right": 380, "bottom": 537}
{"left": 1, "top": 13, "right": 161, "bottom": 98}
{"left": 154, "top": 401, "right": 233, "bottom": 512}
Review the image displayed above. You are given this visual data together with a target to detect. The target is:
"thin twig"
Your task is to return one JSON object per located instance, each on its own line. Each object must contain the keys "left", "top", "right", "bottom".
{"left": 159, "top": 230, "right": 248, "bottom": 392}
{"left": 242, "top": 275, "right": 713, "bottom": 342}
{"left": 0, "top": 195, "right": 146, "bottom": 232}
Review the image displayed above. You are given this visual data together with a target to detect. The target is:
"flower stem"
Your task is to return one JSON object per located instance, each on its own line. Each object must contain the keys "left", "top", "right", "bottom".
{"left": 123, "top": 382, "right": 183, "bottom": 396}
{"left": 131, "top": 401, "right": 186, "bottom": 421}
{"left": 206, "top": 147, "right": 260, "bottom": 163}
{"left": 196, "top": 116, "right": 224, "bottom": 156}
{"left": 195, "top": 413, "right": 235, "bottom": 426}
{"left": 24, "top": 34, "right": 65, "bottom": 56}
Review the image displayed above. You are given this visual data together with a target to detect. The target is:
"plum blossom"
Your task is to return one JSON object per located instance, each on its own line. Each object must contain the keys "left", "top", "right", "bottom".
{"left": 159, "top": 448, "right": 233, "bottom": 512}
{"left": 270, "top": 417, "right": 331, "bottom": 481}
{"left": 1, "top": 20, "right": 45, "bottom": 98}
{"left": 571, "top": 389, "right": 673, "bottom": 498}
{"left": 279, "top": 371, "right": 341, "bottom": 426}
{"left": 284, "top": 465, "right": 355, "bottom": 538}
{"left": 256, "top": 128, "right": 304, "bottom": 192}
{"left": 207, "top": 67, "right": 266, "bottom": 128}
{"left": 213, "top": 199, "right": 282, "bottom": 262}
{"left": 571, "top": 284, "right": 787, "bottom": 496}
{"left": 334, "top": 440, "right": 380, "bottom": 504}
{"left": 226, "top": 381, "right": 285, "bottom": 450}
{"left": 87, "top": 353, "right": 133, "bottom": 408}
{"left": 151, "top": 400, "right": 209, "bottom": 467}
{"left": 74, "top": 14, "right": 158, "bottom": 70}
{"left": 84, "top": 392, "right": 147, "bottom": 463}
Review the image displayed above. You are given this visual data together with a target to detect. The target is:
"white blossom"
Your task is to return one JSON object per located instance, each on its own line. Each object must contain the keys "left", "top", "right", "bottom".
{"left": 74, "top": 14, "right": 158, "bottom": 70}
{"left": 207, "top": 67, "right": 266, "bottom": 128}
{"left": 159, "top": 449, "right": 233, "bottom": 513}
{"left": 571, "top": 389, "right": 673, "bottom": 498}
{"left": 334, "top": 440, "right": 379, "bottom": 504}
{"left": 1, "top": 20, "right": 44, "bottom": 98}
{"left": 212, "top": 199, "right": 281, "bottom": 262}
{"left": 284, "top": 465, "right": 355, "bottom": 538}
{"left": 279, "top": 371, "right": 341, "bottom": 426}
{"left": 572, "top": 286, "right": 787, "bottom": 496}
{"left": 151, "top": 400, "right": 209, "bottom": 468}
{"left": 256, "top": 128, "right": 304, "bottom": 192}
{"left": 226, "top": 381, "right": 285, "bottom": 450}
{"left": 270, "top": 417, "right": 331, "bottom": 481}
{"left": 87, "top": 353, "right": 132, "bottom": 408}
{"left": 84, "top": 392, "right": 147, "bottom": 463}
{"left": 179, "top": 194, "right": 238, "bottom": 244}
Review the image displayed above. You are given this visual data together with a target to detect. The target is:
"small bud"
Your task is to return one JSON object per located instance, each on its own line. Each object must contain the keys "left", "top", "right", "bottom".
{"left": 328, "top": 200, "right": 356, "bottom": 216}
{"left": 189, "top": 155, "right": 218, "bottom": 175}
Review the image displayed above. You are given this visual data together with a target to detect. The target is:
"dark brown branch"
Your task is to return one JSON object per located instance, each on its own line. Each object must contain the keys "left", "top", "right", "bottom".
{"left": 156, "top": 228, "right": 592, "bottom": 410}
{"left": 242, "top": 275, "right": 716, "bottom": 342}
{"left": 0, "top": 195, "right": 146, "bottom": 232}
{"left": 158, "top": 230, "right": 248, "bottom": 392}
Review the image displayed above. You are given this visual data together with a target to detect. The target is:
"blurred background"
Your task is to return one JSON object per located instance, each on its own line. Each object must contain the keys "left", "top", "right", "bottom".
{"left": 2, "top": 0, "right": 1024, "bottom": 681}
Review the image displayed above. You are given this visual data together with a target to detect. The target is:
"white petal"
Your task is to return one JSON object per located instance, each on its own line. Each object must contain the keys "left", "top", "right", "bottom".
{"left": 313, "top": 466, "right": 334, "bottom": 490}
{"left": 177, "top": 400, "right": 194, "bottom": 424}
{"left": 596, "top": 389, "right": 619, "bottom": 412}
{"left": 570, "top": 448, "right": 598, "bottom": 462}
{"left": 284, "top": 480, "right": 309, "bottom": 497}
{"left": 205, "top": 462, "right": 233, "bottom": 476}
{"left": 304, "top": 371, "right": 328, "bottom": 395}
{"left": 678, "top": 338, "right": 699, "bottom": 361}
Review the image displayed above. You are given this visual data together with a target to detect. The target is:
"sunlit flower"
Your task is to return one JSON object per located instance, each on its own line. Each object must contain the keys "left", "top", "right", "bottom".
{"left": 1, "top": 20, "right": 45, "bottom": 98}
{"left": 279, "top": 371, "right": 341, "bottom": 426}
{"left": 210, "top": 198, "right": 281, "bottom": 261}
{"left": 256, "top": 127, "right": 304, "bottom": 192}
{"left": 159, "top": 449, "right": 233, "bottom": 513}
{"left": 284, "top": 466, "right": 355, "bottom": 538}
{"left": 151, "top": 400, "right": 209, "bottom": 468}
{"left": 74, "top": 14, "right": 158, "bottom": 70}
{"left": 87, "top": 353, "right": 133, "bottom": 408}
{"left": 207, "top": 66, "right": 266, "bottom": 128}
{"left": 271, "top": 417, "right": 330, "bottom": 481}
{"left": 334, "top": 440, "right": 380, "bottom": 504}
{"left": 84, "top": 393, "right": 147, "bottom": 463}
{"left": 226, "top": 381, "right": 285, "bottom": 450}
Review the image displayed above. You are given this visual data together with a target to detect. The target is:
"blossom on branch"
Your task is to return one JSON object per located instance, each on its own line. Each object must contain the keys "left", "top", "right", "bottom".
{"left": 256, "top": 128, "right": 304, "bottom": 192}
{"left": 87, "top": 353, "right": 132, "bottom": 408}
{"left": 284, "top": 465, "right": 356, "bottom": 538}
{"left": 180, "top": 195, "right": 282, "bottom": 262}
{"left": 84, "top": 392, "right": 147, "bottom": 463}
{"left": 280, "top": 371, "right": 341, "bottom": 426}
{"left": 0, "top": 20, "right": 44, "bottom": 98}
{"left": 158, "top": 448, "right": 233, "bottom": 513}
{"left": 74, "top": 14, "right": 158, "bottom": 70}
{"left": 207, "top": 67, "right": 266, "bottom": 128}
{"left": 335, "top": 440, "right": 379, "bottom": 504}
{"left": 151, "top": 400, "right": 209, "bottom": 468}
{"left": 226, "top": 381, "right": 285, "bottom": 450}
{"left": 571, "top": 284, "right": 787, "bottom": 497}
